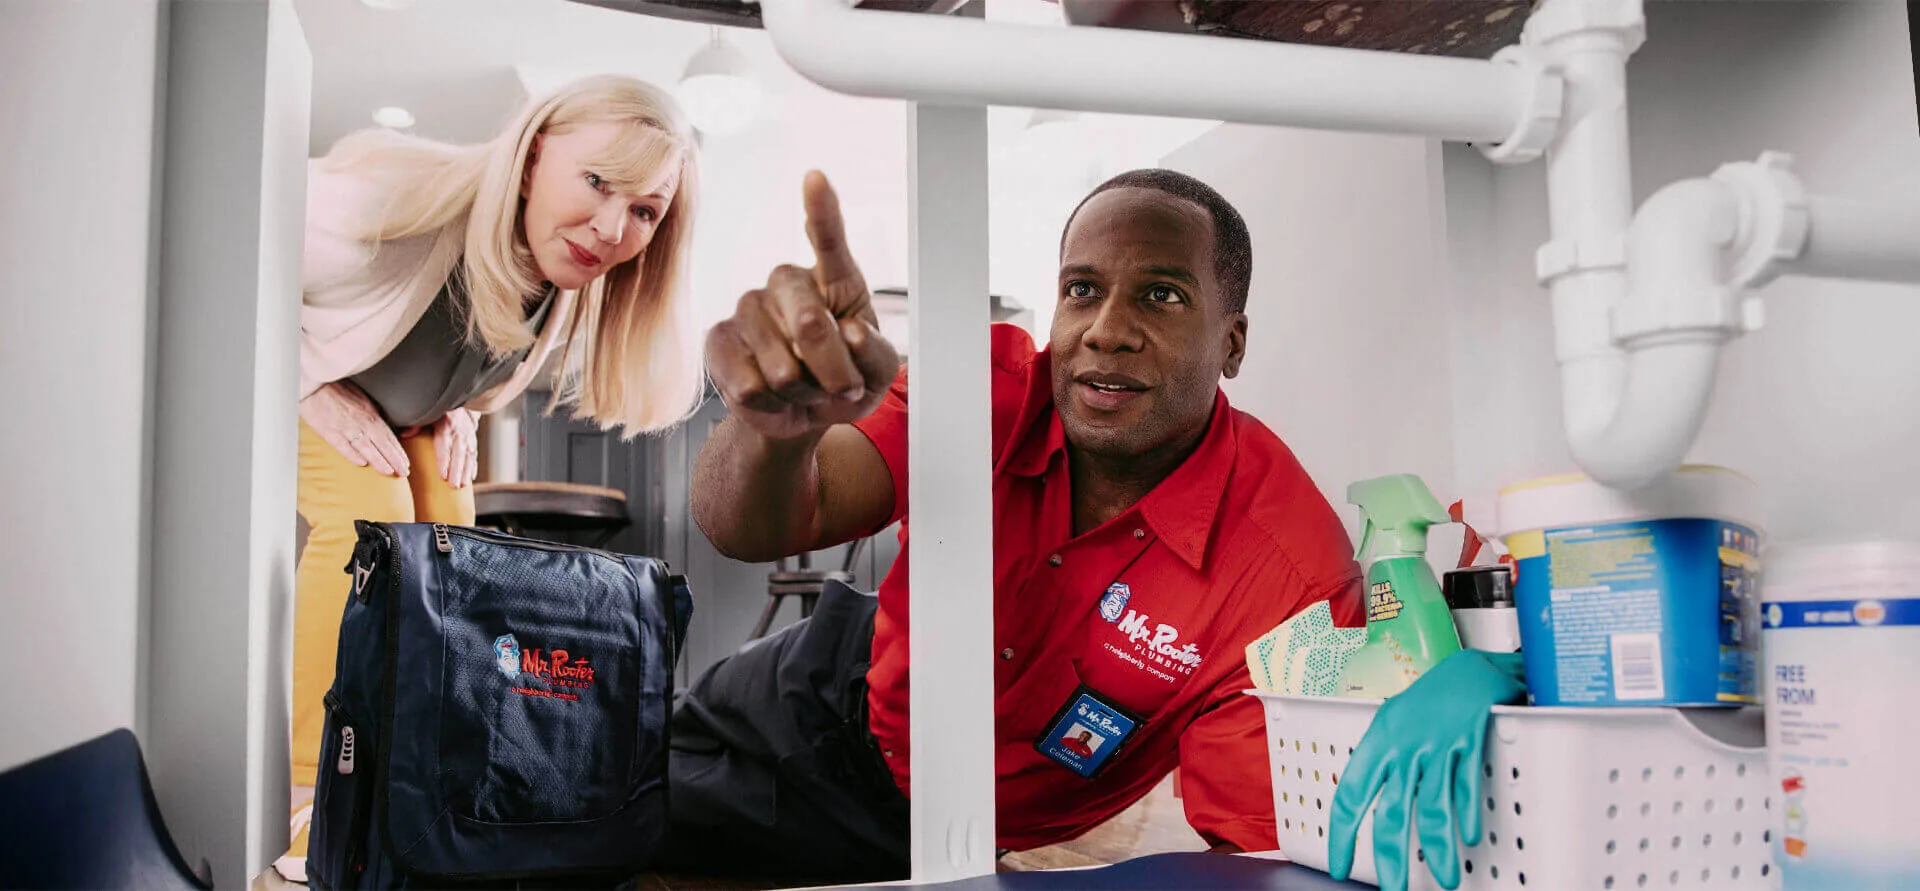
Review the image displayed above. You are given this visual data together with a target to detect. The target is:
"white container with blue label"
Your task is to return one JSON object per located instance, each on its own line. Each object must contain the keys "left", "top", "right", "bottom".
{"left": 1496, "top": 467, "right": 1763, "bottom": 707}
{"left": 1763, "top": 541, "right": 1920, "bottom": 889}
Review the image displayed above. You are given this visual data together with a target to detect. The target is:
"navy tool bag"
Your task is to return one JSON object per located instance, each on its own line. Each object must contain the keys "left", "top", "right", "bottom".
{"left": 309, "top": 521, "right": 691, "bottom": 889}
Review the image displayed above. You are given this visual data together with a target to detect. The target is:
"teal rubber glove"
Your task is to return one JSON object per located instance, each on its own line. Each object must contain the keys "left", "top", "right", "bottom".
{"left": 1326, "top": 650, "right": 1528, "bottom": 891}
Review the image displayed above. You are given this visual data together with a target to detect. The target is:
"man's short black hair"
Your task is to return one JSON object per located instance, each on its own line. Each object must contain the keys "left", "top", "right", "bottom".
{"left": 1060, "top": 169, "right": 1253, "bottom": 315}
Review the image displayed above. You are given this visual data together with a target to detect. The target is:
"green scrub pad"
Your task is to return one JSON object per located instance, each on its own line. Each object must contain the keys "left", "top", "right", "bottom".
{"left": 1246, "top": 600, "right": 1367, "bottom": 696}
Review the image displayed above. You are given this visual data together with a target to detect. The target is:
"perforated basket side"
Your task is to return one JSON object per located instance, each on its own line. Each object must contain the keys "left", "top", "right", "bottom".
{"left": 1256, "top": 693, "right": 1407, "bottom": 886}
{"left": 1254, "top": 693, "right": 1782, "bottom": 891}
{"left": 1480, "top": 707, "right": 1780, "bottom": 891}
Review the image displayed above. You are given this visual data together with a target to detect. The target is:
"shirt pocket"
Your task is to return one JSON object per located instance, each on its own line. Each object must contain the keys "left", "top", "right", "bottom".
{"left": 996, "top": 652, "right": 1088, "bottom": 745}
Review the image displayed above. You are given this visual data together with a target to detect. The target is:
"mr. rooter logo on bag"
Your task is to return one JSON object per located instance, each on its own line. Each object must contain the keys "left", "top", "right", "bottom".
{"left": 493, "top": 633, "right": 597, "bottom": 702}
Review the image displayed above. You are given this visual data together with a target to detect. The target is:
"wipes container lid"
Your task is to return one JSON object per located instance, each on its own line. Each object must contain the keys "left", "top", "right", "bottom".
{"left": 1765, "top": 540, "right": 1920, "bottom": 601}
{"left": 1496, "top": 465, "right": 1765, "bottom": 538}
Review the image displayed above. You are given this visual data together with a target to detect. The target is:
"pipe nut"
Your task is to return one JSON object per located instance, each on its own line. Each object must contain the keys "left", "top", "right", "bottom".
{"left": 1479, "top": 46, "right": 1565, "bottom": 166}
{"left": 1711, "top": 151, "right": 1811, "bottom": 290}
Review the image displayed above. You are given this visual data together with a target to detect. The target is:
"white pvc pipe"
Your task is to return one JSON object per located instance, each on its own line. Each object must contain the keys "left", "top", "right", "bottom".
{"left": 1540, "top": 29, "right": 1636, "bottom": 365}
{"left": 1789, "top": 195, "right": 1920, "bottom": 285}
{"left": 1563, "top": 180, "right": 1741, "bottom": 489}
{"left": 761, "top": 0, "right": 1529, "bottom": 142}
{"left": 1619, "top": 179, "right": 1741, "bottom": 342}
{"left": 1533, "top": 24, "right": 1727, "bottom": 491}
{"left": 1561, "top": 340, "right": 1722, "bottom": 489}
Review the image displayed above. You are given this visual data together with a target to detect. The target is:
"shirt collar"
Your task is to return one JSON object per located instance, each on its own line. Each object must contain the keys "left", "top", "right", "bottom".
{"left": 999, "top": 348, "right": 1237, "bottom": 571}
{"left": 1134, "top": 391, "right": 1236, "bottom": 571}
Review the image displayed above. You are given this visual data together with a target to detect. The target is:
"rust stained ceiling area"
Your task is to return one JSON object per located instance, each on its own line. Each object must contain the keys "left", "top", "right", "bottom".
{"left": 566, "top": 0, "right": 1537, "bottom": 59}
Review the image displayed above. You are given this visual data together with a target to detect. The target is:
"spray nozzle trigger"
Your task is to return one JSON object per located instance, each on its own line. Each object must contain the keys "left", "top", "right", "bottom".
{"left": 1347, "top": 474, "right": 1452, "bottom": 561}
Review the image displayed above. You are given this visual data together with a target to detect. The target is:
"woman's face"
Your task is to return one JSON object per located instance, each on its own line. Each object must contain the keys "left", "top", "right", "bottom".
{"left": 520, "top": 120, "right": 680, "bottom": 291}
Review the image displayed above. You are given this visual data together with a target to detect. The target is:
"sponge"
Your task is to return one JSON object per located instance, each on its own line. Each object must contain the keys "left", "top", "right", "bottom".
{"left": 1246, "top": 600, "right": 1367, "bottom": 696}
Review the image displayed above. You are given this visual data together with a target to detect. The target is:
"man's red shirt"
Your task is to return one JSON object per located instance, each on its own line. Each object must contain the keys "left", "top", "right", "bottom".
{"left": 852, "top": 324, "right": 1362, "bottom": 851}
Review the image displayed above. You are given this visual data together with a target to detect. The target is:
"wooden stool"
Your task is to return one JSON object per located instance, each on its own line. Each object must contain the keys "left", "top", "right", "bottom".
{"left": 473, "top": 481, "right": 630, "bottom": 548}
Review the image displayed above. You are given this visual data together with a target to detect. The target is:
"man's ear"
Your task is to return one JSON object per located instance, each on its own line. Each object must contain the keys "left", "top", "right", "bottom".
{"left": 1221, "top": 312, "right": 1248, "bottom": 380}
{"left": 520, "top": 133, "right": 544, "bottom": 200}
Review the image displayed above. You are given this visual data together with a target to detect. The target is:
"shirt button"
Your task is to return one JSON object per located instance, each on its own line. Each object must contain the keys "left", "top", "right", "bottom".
{"left": 1047, "top": 553, "right": 1063, "bottom": 567}
{"left": 1134, "top": 528, "right": 1146, "bottom": 540}
{"left": 885, "top": 749, "right": 895, "bottom": 758}
{"left": 1000, "top": 647, "right": 1015, "bottom": 660}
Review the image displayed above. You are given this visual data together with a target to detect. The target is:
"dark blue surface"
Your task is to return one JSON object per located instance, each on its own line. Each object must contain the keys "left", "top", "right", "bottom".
{"left": 870, "top": 854, "right": 1367, "bottom": 890}
{"left": 0, "top": 728, "right": 210, "bottom": 890}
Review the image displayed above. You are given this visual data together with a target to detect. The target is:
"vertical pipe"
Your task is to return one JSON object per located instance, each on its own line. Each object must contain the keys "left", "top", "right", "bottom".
{"left": 906, "top": 99, "right": 996, "bottom": 880}
{"left": 1541, "top": 31, "right": 1636, "bottom": 367}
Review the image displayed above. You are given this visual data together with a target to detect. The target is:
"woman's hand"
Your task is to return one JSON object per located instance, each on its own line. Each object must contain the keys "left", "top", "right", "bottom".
{"left": 433, "top": 408, "right": 480, "bottom": 489}
{"left": 301, "top": 381, "right": 410, "bottom": 477}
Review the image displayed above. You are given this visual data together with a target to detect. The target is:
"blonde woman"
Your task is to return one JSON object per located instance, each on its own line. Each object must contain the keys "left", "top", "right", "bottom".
{"left": 281, "top": 75, "right": 700, "bottom": 872}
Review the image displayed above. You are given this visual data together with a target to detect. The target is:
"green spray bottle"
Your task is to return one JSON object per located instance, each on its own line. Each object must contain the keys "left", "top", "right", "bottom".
{"left": 1335, "top": 474, "right": 1463, "bottom": 699}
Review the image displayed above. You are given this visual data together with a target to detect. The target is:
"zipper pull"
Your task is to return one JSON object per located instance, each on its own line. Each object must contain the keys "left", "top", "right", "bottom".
{"left": 434, "top": 523, "right": 452, "bottom": 553}
{"left": 337, "top": 725, "right": 356, "bottom": 775}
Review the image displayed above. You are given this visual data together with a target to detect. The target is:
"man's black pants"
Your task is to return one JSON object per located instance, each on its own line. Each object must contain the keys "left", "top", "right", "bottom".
{"left": 661, "top": 579, "right": 910, "bottom": 882}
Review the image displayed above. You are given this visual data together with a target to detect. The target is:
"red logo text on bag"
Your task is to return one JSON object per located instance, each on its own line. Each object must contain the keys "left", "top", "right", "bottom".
{"left": 494, "top": 632, "right": 596, "bottom": 702}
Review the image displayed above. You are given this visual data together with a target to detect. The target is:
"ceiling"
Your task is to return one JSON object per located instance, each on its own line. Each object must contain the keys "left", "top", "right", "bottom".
{"left": 294, "top": 0, "right": 717, "bottom": 154}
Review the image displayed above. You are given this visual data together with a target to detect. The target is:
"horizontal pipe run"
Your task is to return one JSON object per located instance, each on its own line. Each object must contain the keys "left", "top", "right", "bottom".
{"left": 1787, "top": 195, "right": 1920, "bottom": 285}
{"left": 764, "top": 0, "right": 1530, "bottom": 142}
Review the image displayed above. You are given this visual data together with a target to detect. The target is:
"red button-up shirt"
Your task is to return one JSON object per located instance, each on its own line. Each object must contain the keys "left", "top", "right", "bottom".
{"left": 853, "top": 325, "right": 1363, "bottom": 852}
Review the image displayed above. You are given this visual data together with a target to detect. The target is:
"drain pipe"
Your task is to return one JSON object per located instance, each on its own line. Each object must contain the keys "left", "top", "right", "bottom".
{"left": 1789, "top": 195, "right": 1920, "bottom": 284}
{"left": 1563, "top": 178, "right": 1743, "bottom": 489}
{"left": 761, "top": 0, "right": 1535, "bottom": 142}
{"left": 1522, "top": 0, "right": 1734, "bottom": 491}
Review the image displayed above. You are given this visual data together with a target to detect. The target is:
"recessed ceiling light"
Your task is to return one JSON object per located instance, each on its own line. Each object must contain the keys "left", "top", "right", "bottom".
{"left": 360, "top": 0, "right": 414, "bottom": 9}
{"left": 373, "top": 106, "right": 415, "bottom": 129}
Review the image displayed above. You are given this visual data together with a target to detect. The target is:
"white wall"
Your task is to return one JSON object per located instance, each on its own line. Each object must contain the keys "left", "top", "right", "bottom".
{"left": 1445, "top": 1, "right": 1920, "bottom": 544}
{"left": 148, "top": 0, "right": 311, "bottom": 883}
{"left": 0, "top": 0, "right": 165, "bottom": 773}
{"left": 686, "top": 50, "right": 912, "bottom": 335}
{"left": 1162, "top": 125, "right": 1467, "bottom": 558}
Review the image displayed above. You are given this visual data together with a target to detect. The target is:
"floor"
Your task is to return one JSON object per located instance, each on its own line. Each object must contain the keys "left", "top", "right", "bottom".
{"left": 254, "top": 776, "right": 1202, "bottom": 890}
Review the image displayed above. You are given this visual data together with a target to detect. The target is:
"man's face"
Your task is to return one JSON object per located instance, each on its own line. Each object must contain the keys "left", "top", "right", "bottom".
{"left": 1051, "top": 188, "right": 1247, "bottom": 460}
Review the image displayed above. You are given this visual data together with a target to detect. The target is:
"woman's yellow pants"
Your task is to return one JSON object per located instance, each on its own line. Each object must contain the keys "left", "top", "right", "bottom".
{"left": 292, "top": 420, "right": 472, "bottom": 785}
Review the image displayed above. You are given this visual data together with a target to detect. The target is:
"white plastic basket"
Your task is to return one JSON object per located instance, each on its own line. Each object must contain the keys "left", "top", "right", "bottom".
{"left": 1252, "top": 692, "right": 1782, "bottom": 890}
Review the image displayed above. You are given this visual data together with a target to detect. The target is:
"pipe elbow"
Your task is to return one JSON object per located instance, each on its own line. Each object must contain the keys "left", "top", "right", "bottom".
{"left": 761, "top": 0, "right": 869, "bottom": 97}
{"left": 1557, "top": 179, "right": 1743, "bottom": 490}
{"left": 1563, "top": 340, "right": 1721, "bottom": 490}
{"left": 1620, "top": 178, "right": 1743, "bottom": 344}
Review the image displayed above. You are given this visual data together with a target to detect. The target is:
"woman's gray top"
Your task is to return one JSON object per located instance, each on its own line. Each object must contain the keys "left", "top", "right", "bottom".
{"left": 350, "top": 273, "right": 554, "bottom": 428}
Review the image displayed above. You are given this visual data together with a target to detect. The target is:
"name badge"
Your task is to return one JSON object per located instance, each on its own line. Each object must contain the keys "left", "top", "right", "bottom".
{"left": 1034, "top": 684, "right": 1142, "bottom": 779}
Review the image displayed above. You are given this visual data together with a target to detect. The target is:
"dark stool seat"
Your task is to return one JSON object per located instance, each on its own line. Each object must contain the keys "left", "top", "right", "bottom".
{"left": 474, "top": 481, "right": 630, "bottom": 547}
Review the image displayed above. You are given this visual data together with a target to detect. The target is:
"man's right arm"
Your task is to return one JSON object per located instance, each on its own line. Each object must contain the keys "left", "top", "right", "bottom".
{"left": 690, "top": 421, "right": 893, "bottom": 563}
{"left": 690, "top": 170, "right": 901, "bottom": 563}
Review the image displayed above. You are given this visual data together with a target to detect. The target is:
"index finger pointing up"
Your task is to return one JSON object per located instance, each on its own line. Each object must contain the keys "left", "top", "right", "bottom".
{"left": 802, "top": 170, "right": 867, "bottom": 306}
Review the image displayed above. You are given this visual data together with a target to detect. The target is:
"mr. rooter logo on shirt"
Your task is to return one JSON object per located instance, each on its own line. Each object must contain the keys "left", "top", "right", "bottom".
{"left": 493, "top": 633, "right": 596, "bottom": 702}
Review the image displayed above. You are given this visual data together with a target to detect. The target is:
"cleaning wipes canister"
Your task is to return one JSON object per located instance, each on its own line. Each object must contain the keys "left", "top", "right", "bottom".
{"left": 1762, "top": 541, "right": 1920, "bottom": 889}
{"left": 1496, "top": 466, "right": 1763, "bottom": 707}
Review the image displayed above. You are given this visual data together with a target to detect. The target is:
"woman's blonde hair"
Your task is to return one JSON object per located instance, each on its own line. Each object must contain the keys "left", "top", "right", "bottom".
{"left": 317, "top": 74, "right": 701, "bottom": 435}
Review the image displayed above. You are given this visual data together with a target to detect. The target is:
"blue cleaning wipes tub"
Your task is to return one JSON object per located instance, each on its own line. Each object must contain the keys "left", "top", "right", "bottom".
{"left": 1497, "top": 467, "right": 1763, "bottom": 707}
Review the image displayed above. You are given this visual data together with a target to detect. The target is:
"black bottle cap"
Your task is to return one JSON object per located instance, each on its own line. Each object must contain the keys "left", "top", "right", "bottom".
{"left": 1444, "top": 565, "right": 1515, "bottom": 610}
